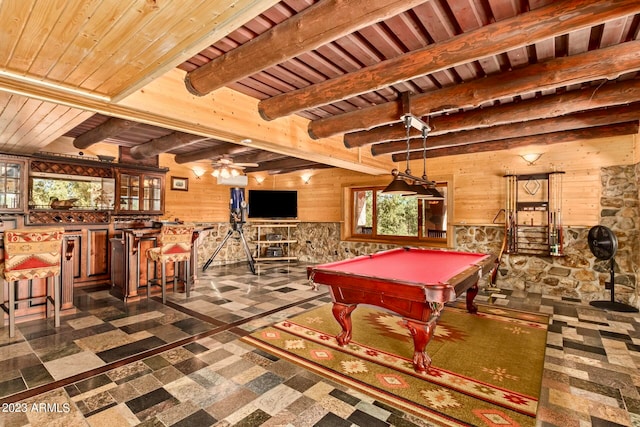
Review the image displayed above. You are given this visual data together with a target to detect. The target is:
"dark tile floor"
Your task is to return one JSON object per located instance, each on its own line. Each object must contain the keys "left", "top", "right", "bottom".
{"left": 0, "top": 262, "right": 639, "bottom": 426}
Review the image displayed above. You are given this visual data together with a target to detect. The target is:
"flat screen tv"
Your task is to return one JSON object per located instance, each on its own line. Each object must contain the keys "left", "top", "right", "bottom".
{"left": 248, "top": 190, "right": 297, "bottom": 219}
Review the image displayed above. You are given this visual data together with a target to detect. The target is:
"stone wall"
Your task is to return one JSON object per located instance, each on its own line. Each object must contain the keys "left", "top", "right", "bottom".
{"left": 197, "top": 221, "right": 401, "bottom": 267}
{"left": 296, "top": 222, "right": 398, "bottom": 263}
{"left": 196, "top": 222, "right": 258, "bottom": 267}
{"left": 454, "top": 225, "right": 600, "bottom": 298}
{"left": 598, "top": 164, "right": 639, "bottom": 305}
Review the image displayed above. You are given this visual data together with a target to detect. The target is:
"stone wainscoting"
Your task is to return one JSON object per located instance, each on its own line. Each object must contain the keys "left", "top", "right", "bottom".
{"left": 195, "top": 222, "right": 256, "bottom": 267}
{"left": 194, "top": 163, "right": 638, "bottom": 309}
{"left": 196, "top": 219, "right": 638, "bottom": 309}
{"left": 195, "top": 222, "right": 398, "bottom": 268}
{"left": 455, "top": 225, "right": 638, "bottom": 307}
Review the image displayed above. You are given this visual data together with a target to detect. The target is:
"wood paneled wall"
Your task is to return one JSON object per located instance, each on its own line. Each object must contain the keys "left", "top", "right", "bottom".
{"left": 157, "top": 134, "right": 637, "bottom": 227}
{"left": 44, "top": 132, "right": 638, "bottom": 227}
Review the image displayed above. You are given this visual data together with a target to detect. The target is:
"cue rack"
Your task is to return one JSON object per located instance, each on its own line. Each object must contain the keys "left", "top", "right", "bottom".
{"left": 504, "top": 171, "right": 565, "bottom": 256}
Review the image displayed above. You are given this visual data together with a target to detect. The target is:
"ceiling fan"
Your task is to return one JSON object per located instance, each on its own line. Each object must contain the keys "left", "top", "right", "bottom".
{"left": 210, "top": 156, "right": 258, "bottom": 178}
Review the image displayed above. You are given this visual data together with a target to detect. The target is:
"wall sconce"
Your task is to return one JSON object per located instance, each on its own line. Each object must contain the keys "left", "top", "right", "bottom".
{"left": 301, "top": 173, "right": 312, "bottom": 184}
{"left": 192, "top": 167, "right": 206, "bottom": 179}
{"left": 520, "top": 153, "right": 543, "bottom": 166}
{"left": 254, "top": 175, "right": 265, "bottom": 185}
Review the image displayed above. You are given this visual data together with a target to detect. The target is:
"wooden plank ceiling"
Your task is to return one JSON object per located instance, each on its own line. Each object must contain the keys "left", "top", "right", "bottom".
{"left": 0, "top": 0, "right": 638, "bottom": 174}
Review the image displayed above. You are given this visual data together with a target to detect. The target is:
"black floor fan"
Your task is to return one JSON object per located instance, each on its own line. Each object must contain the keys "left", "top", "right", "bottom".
{"left": 588, "top": 225, "right": 638, "bottom": 313}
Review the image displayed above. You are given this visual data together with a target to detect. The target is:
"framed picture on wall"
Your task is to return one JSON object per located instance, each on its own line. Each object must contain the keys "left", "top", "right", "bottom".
{"left": 171, "top": 176, "right": 188, "bottom": 191}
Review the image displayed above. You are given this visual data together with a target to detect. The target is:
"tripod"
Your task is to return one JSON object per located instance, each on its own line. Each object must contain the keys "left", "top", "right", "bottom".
{"left": 201, "top": 219, "right": 255, "bottom": 274}
{"left": 202, "top": 188, "right": 256, "bottom": 274}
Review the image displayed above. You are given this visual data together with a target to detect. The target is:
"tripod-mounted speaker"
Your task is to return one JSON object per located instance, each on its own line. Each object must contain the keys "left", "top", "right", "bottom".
{"left": 588, "top": 225, "right": 638, "bottom": 312}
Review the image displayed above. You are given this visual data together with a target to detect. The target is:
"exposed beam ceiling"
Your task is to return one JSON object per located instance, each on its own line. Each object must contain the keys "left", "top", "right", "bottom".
{"left": 398, "top": 122, "right": 640, "bottom": 160}
{"left": 0, "top": 0, "right": 638, "bottom": 174}
{"left": 344, "top": 80, "right": 640, "bottom": 148}
{"left": 377, "top": 103, "right": 640, "bottom": 157}
{"left": 174, "top": 143, "right": 254, "bottom": 164}
{"left": 185, "top": 0, "right": 429, "bottom": 96}
{"left": 309, "top": 40, "right": 640, "bottom": 139}
{"left": 129, "top": 133, "right": 210, "bottom": 160}
{"left": 73, "top": 118, "right": 139, "bottom": 150}
{"left": 244, "top": 157, "right": 332, "bottom": 174}
{"left": 258, "top": 0, "right": 640, "bottom": 121}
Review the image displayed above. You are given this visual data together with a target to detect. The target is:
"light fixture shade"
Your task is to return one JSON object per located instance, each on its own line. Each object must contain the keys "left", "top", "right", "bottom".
{"left": 382, "top": 177, "right": 416, "bottom": 195}
{"left": 212, "top": 168, "right": 220, "bottom": 178}
{"left": 220, "top": 167, "right": 231, "bottom": 179}
{"left": 230, "top": 168, "right": 240, "bottom": 177}
{"left": 411, "top": 184, "right": 434, "bottom": 198}
{"left": 428, "top": 187, "right": 445, "bottom": 199}
{"left": 192, "top": 167, "right": 205, "bottom": 178}
{"left": 520, "top": 153, "right": 542, "bottom": 165}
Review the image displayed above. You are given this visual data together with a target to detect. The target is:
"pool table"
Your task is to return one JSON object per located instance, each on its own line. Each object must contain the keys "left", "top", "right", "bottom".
{"left": 307, "top": 247, "right": 497, "bottom": 373}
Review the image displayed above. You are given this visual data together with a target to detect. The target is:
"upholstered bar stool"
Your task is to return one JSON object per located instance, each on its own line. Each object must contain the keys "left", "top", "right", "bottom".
{"left": 146, "top": 224, "right": 194, "bottom": 304}
{"left": 0, "top": 227, "right": 64, "bottom": 337}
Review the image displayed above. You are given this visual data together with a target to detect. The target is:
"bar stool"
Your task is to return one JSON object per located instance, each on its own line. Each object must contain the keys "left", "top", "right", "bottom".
{"left": 0, "top": 227, "right": 64, "bottom": 338}
{"left": 146, "top": 224, "right": 194, "bottom": 304}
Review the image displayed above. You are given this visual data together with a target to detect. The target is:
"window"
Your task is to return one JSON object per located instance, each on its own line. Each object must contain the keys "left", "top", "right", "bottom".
{"left": 352, "top": 183, "right": 448, "bottom": 242}
{"left": 30, "top": 174, "right": 115, "bottom": 210}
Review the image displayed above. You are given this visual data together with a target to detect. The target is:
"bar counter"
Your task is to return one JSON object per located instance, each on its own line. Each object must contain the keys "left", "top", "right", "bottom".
{"left": 110, "top": 226, "right": 201, "bottom": 302}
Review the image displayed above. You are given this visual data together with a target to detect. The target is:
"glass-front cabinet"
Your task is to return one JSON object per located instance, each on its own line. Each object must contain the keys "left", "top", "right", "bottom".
{"left": 116, "top": 170, "right": 164, "bottom": 214}
{"left": 119, "top": 173, "right": 140, "bottom": 211}
{"left": 143, "top": 175, "right": 162, "bottom": 211}
{"left": 0, "top": 157, "right": 26, "bottom": 212}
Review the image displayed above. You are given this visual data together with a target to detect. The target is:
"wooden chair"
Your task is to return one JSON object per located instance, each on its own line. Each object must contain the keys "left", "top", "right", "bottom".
{"left": 0, "top": 227, "right": 64, "bottom": 337}
{"left": 146, "top": 224, "right": 195, "bottom": 304}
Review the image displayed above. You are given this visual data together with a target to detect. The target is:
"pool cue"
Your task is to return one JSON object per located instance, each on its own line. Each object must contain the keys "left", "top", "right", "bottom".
{"left": 487, "top": 229, "right": 505, "bottom": 292}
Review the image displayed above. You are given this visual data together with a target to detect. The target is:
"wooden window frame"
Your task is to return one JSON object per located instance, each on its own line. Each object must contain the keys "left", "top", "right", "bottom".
{"left": 346, "top": 182, "right": 452, "bottom": 248}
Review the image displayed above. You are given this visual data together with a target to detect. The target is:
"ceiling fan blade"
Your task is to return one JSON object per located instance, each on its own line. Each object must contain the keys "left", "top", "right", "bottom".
{"left": 234, "top": 162, "right": 259, "bottom": 167}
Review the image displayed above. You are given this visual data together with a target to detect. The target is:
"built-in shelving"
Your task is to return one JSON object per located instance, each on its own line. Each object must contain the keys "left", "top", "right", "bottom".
{"left": 251, "top": 220, "right": 299, "bottom": 263}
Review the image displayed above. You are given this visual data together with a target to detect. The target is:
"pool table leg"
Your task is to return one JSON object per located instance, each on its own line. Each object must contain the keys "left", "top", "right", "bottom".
{"left": 404, "top": 317, "right": 437, "bottom": 373}
{"left": 466, "top": 283, "right": 479, "bottom": 314}
{"left": 332, "top": 303, "right": 357, "bottom": 346}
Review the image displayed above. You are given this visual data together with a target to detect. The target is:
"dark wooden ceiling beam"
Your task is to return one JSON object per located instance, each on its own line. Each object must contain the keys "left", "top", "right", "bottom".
{"left": 258, "top": 0, "right": 640, "bottom": 121}
{"left": 309, "top": 39, "right": 640, "bottom": 139}
{"left": 184, "top": 0, "right": 429, "bottom": 96}
{"left": 243, "top": 157, "right": 323, "bottom": 173}
{"left": 392, "top": 122, "right": 640, "bottom": 161}
{"left": 266, "top": 163, "right": 334, "bottom": 175}
{"left": 129, "top": 132, "right": 209, "bottom": 159}
{"left": 230, "top": 150, "right": 287, "bottom": 164}
{"left": 345, "top": 79, "right": 640, "bottom": 148}
{"left": 173, "top": 143, "right": 252, "bottom": 164}
{"left": 374, "top": 103, "right": 640, "bottom": 156}
{"left": 73, "top": 117, "right": 137, "bottom": 149}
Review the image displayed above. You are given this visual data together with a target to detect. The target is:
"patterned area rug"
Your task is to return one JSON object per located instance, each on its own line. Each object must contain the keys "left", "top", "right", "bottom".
{"left": 243, "top": 303, "right": 548, "bottom": 426}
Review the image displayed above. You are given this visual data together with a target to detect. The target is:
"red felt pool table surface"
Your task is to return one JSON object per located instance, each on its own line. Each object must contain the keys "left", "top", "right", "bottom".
{"left": 313, "top": 247, "right": 493, "bottom": 285}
